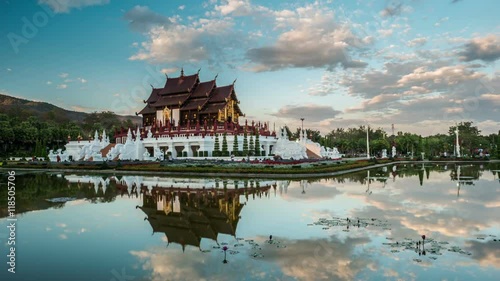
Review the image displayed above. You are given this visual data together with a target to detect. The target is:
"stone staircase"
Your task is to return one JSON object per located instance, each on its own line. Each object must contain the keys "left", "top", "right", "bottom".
{"left": 100, "top": 143, "right": 116, "bottom": 158}
{"left": 306, "top": 148, "right": 321, "bottom": 159}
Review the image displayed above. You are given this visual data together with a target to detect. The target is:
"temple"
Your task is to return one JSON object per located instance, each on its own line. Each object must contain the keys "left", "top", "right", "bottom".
{"left": 138, "top": 69, "right": 243, "bottom": 129}
{"left": 61, "top": 69, "right": 342, "bottom": 161}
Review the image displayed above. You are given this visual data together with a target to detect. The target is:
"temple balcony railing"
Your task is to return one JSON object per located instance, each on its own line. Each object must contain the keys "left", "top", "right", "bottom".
{"left": 113, "top": 121, "right": 276, "bottom": 143}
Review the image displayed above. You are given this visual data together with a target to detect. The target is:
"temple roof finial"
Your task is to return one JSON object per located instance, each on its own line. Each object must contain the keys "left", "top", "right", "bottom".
{"left": 165, "top": 73, "right": 168, "bottom": 78}
{"left": 181, "top": 67, "right": 184, "bottom": 77}
{"left": 214, "top": 73, "right": 218, "bottom": 80}
{"left": 232, "top": 78, "right": 237, "bottom": 85}
{"left": 197, "top": 68, "right": 201, "bottom": 74}
{"left": 150, "top": 84, "right": 153, "bottom": 89}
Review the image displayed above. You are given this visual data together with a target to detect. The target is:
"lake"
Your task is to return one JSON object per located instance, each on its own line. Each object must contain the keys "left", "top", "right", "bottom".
{"left": 1, "top": 163, "right": 499, "bottom": 281}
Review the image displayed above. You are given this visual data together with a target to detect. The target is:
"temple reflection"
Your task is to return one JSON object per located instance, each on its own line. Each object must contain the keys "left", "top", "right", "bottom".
{"left": 137, "top": 182, "right": 273, "bottom": 251}
{"left": 3, "top": 163, "right": 498, "bottom": 219}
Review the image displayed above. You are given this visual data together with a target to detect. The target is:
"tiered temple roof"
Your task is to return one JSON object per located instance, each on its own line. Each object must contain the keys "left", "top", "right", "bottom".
{"left": 138, "top": 70, "right": 243, "bottom": 117}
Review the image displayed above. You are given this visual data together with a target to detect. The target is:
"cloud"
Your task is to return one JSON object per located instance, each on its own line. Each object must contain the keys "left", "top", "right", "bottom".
{"left": 308, "top": 72, "right": 340, "bottom": 96}
{"left": 71, "top": 105, "right": 96, "bottom": 112}
{"left": 378, "top": 29, "right": 393, "bottom": 37}
{"left": 396, "top": 65, "right": 484, "bottom": 87}
{"left": 130, "top": 236, "right": 373, "bottom": 281}
{"left": 280, "top": 181, "right": 342, "bottom": 201}
{"left": 465, "top": 240, "right": 500, "bottom": 268}
{"left": 77, "top": 77, "right": 87, "bottom": 83}
{"left": 215, "top": 0, "right": 270, "bottom": 17}
{"left": 459, "top": 35, "right": 500, "bottom": 62}
{"left": 59, "top": 72, "right": 69, "bottom": 78}
{"left": 434, "top": 17, "right": 449, "bottom": 27}
{"left": 178, "top": 5, "right": 185, "bottom": 10}
{"left": 245, "top": 4, "right": 367, "bottom": 71}
{"left": 264, "top": 237, "right": 372, "bottom": 281}
{"left": 38, "top": 0, "right": 110, "bottom": 13}
{"left": 160, "top": 67, "right": 179, "bottom": 74}
{"left": 332, "top": 54, "right": 500, "bottom": 135}
{"left": 46, "top": 81, "right": 52, "bottom": 85}
{"left": 407, "top": 37, "right": 427, "bottom": 47}
{"left": 124, "top": 5, "right": 172, "bottom": 33}
{"left": 129, "top": 18, "right": 235, "bottom": 64}
{"left": 271, "top": 104, "right": 341, "bottom": 122}
{"left": 6, "top": 68, "right": 12, "bottom": 72}
{"left": 380, "top": 3, "right": 402, "bottom": 17}
{"left": 56, "top": 84, "right": 68, "bottom": 89}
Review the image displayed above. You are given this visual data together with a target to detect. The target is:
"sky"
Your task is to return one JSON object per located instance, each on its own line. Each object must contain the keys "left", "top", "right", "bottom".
{"left": 0, "top": 0, "right": 499, "bottom": 135}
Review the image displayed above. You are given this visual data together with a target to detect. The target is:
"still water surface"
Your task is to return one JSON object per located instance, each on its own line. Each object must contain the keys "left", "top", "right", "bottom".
{"left": 1, "top": 163, "right": 499, "bottom": 281}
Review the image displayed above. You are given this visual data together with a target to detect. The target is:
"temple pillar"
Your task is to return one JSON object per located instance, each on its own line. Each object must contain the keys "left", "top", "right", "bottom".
{"left": 264, "top": 144, "right": 270, "bottom": 156}
{"left": 168, "top": 145, "right": 177, "bottom": 159}
{"left": 183, "top": 143, "right": 193, "bottom": 157}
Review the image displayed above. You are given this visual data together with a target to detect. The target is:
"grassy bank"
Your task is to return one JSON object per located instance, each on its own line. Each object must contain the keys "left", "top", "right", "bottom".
{"left": 2, "top": 159, "right": 393, "bottom": 175}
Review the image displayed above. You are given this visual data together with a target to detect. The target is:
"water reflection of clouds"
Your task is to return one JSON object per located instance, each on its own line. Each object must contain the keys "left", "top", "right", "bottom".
{"left": 262, "top": 237, "right": 372, "bottom": 281}
{"left": 464, "top": 240, "right": 500, "bottom": 268}
{"left": 130, "top": 236, "right": 374, "bottom": 281}
{"left": 280, "top": 180, "right": 342, "bottom": 202}
{"left": 340, "top": 174, "right": 500, "bottom": 241}
{"left": 53, "top": 221, "right": 88, "bottom": 241}
{"left": 9, "top": 165, "right": 500, "bottom": 280}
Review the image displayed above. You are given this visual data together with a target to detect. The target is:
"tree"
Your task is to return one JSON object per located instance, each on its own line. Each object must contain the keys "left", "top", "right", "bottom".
{"left": 497, "top": 130, "right": 500, "bottom": 158}
{"left": 221, "top": 133, "right": 228, "bottom": 156}
{"left": 243, "top": 129, "right": 248, "bottom": 155}
{"left": 305, "top": 129, "right": 322, "bottom": 143}
{"left": 449, "top": 122, "right": 481, "bottom": 157}
{"left": 254, "top": 129, "right": 261, "bottom": 156}
{"left": 232, "top": 134, "right": 239, "bottom": 156}
{"left": 283, "top": 126, "right": 293, "bottom": 139}
{"left": 213, "top": 134, "right": 220, "bottom": 157}
{"left": 249, "top": 135, "right": 254, "bottom": 156}
{"left": 370, "top": 139, "right": 390, "bottom": 155}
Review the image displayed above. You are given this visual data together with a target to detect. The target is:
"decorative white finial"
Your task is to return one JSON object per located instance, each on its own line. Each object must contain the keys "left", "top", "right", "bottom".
{"left": 366, "top": 125, "right": 370, "bottom": 159}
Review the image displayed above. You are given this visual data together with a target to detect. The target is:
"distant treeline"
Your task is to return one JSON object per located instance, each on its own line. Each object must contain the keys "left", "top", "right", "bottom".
{"left": 0, "top": 111, "right": 136, "bottom": 157}
{"left": 285, "top": 122, "right": 500, "bottom": 159}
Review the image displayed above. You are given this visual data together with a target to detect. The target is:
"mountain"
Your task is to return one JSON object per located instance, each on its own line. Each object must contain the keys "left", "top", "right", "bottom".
{"left": 0, "top": 93, "right": 141, "bottom": 124}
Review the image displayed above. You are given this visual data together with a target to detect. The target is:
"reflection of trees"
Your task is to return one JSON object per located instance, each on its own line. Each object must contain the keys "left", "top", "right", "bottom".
{"left": 304, "top": 164, "right": 488, "bottom": 186}
{"left": 450, "top": 165, "right": 482, "bottom": 181}
{"left": 0, "top": 173, "right": 121, "bottom": 217}
{"left": 0, "top": 173, "right": 76, "bottom": 217}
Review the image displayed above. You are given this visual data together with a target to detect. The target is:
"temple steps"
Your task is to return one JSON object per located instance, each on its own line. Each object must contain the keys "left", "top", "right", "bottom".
{"left": 306, "top": 148, "right": 321, "bottom": 159}
{"left": 100, "top": 143, "right": 116, "bottom": 157}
